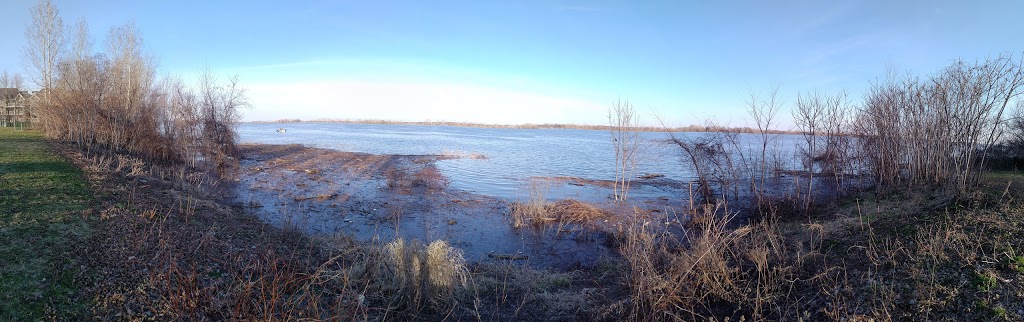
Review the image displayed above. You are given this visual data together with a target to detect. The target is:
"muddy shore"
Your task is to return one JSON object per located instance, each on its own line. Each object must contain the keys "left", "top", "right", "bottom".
{"left": 233, "top": 143, "right": 682, "bottom": 269}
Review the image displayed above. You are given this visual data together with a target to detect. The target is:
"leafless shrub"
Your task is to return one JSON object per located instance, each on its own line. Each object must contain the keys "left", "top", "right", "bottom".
{"left": 663, "top": 127, "right": 730, "bottom": 205}
{"left": 746, "top": 85, "right": 784, "bottom": 204}
{"left": 792, "top": 90, "right": 856, "bottom": 210}
{"left": 609, "top": 100, "right": 641, "bottom": 203}
{"left": 854, "top": 54, "right": 1024, "bottom": 193}
{"left": 988, "top": 100, "right": 1024, "bottom": 169}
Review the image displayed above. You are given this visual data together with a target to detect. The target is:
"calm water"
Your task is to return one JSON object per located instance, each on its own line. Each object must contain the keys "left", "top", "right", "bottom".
{"left": 238, "top": 122, "right": 805, "bottom": 200}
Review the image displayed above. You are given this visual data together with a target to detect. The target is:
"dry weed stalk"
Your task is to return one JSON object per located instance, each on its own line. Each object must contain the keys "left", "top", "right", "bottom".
{"left": 621, "top": 203, "right": 808, "bottom": 320}
{"left": 508, "top": 180, "right": 607, "bottom": 229}
{"left": 377, "top": 238, "right": 469, "bottom": 313}
{"left": 508, "top": 179, "right": 552, "bottom": 228}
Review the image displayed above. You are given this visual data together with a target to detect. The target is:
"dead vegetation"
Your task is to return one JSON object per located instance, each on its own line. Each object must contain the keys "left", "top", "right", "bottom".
{"left": 611, "top": 179, "right": 1024, "bottom": 321}
{"left": 386, "top": 165, "right": 450, "bottom": 192}
{"left": 368, "top": 238, "right": 469, "bottom": 314}
{"left": 507, "top": 180, "right": 608, "bottom": 229}
{"left": 24, "top": 0, "right": 248, "bottom": 179}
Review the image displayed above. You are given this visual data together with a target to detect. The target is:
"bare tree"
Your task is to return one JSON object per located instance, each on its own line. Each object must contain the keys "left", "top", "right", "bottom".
{"left": 609, "top": 100, "right": 641, "bottom": 203}
{"left": 23, "top": 0, "right": 68, "bottom": 130}
{"left": 13, "top": 74, "right": 24, "bottom": 91}
{"left": 746, "top": 84, "right": 783, "bottom": 203}
{"left": 792, "top": 91, "right": 825, "bottom": 211}
{"left": 198, "top": 69, "right": 249, "bottom": 176}
{"left": 0, "top": 71, "right": 10, "bottom": 88}
{"left": 23, "top": 0, "right": 65, "bottom": 94}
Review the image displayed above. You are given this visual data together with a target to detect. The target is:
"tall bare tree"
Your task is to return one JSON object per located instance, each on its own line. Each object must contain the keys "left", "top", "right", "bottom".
{"left": 18, "top": 0, "right": 249, "bottom": 177}
{"left": 24, "top": 0, "right": 65, "bottom": 94}
{"left": 24, "top": 0, "right": 67, "bottom": 130}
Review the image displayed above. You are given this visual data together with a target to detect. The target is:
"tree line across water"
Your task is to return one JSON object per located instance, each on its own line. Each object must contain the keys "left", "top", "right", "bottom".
{"left": 250, "top": 118, "right": 804, "bottom": 134}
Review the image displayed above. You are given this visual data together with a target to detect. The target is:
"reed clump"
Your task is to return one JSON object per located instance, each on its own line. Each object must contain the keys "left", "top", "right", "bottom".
{"left": 372, "top": 238, "right": 469, "bottom": 313}
{"left": 509, "top": 199, "right": 608, "bottom": 229}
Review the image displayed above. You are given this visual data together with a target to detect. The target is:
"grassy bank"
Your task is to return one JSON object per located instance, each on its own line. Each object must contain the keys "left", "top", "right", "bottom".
{"left": 0, "top": 128, "right": 92, "bottom": 319}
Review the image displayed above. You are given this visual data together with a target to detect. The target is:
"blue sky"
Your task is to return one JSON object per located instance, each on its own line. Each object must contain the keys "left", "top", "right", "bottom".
{"left": 1, "top": 0, "right": 1022, "bottom": 127}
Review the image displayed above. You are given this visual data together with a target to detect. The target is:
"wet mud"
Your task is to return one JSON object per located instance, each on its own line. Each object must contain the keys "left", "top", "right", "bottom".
{"left": 233, "top": 144, "right": 681, "bottom": 269}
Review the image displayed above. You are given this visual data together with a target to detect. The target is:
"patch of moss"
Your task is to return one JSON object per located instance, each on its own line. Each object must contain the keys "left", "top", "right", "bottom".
{"left": 973, "top": 270, "right": 997, "bottom": 292}
{"left": 974, "top": 300, "right": 1008, "bottom": 320}
{"left": 1010, "top": 255, "right": 1024, "bottom": 274}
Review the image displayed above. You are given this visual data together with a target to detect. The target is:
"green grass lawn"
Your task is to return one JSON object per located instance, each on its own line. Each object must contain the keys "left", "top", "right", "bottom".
{"left": 0, "top": 128, "right": 92, "bottom": 319}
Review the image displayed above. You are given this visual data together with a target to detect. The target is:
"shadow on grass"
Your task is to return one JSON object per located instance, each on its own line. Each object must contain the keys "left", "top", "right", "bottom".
{"left": 0, "top": 129, "right": 93, "bottom": 320}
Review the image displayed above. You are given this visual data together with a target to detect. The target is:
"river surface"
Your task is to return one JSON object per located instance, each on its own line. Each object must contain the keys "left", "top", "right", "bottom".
{"left": 238, "top": 122, "right": 806, "bottom": 201}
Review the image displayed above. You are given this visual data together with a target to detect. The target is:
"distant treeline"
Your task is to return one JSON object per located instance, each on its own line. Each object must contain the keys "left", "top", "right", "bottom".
{"left": 247, "top": 118, "right": 802, "bottom": 134}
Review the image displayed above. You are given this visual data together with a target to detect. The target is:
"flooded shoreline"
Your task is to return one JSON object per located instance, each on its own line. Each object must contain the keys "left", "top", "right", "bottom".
{"left": 234, "top": 143, "right": 647, "bottom": 269}
{"left": 231, "top": 139, "right": 858, "bottom": 270}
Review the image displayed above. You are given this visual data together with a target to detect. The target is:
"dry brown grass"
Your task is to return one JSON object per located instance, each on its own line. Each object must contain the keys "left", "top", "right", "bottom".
{"left": 413, "top": 165, "right": 449, "bottom": 189}
{"left": 386, "top": 165, "right": 449, "bottom": 192}
{"left": 371, "top": 238, "right": 468, "bottom": 315}
{"left": 61, "top": 143, "right": 374, "bottom": 320}
{"left": 508, "top": 180, "right": 607, "bottom": 229}
{"left": 509, "top": 199, "right": 608, "bottom": 229}
{"left": 618, "top": 202, "right": 826, "bottom": 320}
